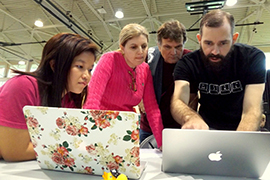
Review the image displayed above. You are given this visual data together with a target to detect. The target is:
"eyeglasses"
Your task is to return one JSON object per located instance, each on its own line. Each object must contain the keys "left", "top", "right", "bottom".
{"left": 128, "top": 70, "right": 137, "bottom": 92}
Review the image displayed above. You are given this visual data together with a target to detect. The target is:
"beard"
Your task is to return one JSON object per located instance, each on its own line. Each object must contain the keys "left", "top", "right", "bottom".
{"left": 200, "top": 46, "right": 234, "bottom": 73}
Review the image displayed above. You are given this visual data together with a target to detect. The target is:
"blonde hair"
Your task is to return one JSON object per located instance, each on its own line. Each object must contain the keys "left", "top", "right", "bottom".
{"left": 119, "top": 23, "right": 149, "bottom": 47}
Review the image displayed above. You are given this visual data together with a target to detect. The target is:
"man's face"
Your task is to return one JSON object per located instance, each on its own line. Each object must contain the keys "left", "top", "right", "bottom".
{"left": 158, "top": 38, "right": 184, "bottom": 64}
{"left": 197, "top": 19, "right": 238, "bottom": 68}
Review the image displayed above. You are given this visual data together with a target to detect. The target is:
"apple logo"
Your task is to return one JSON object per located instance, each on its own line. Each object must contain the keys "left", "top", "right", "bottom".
{"left": 208, "top": 151, "right": 222, "bottom": 161}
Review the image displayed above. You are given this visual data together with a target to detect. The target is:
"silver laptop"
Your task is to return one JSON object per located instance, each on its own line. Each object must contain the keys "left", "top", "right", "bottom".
{"left": 162, "top": 128, "right": 270, "bottom": 178}
{"left": 23, "top": 106, "right": 145, "bottom": 179}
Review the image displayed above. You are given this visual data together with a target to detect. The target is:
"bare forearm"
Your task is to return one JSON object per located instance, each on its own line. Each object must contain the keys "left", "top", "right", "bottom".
{"left": 0, "top": 126, "right": 36, "bottom": 162}
{"left": 2, "top": 142, "right": 36, "bottom": 162}
{"left": 237, "top": 110, "right": 262, "bottom": 131}
{"left": 171, "top": 81, "right": 208, "bottom": 129}
{"left": 171, "top": 97, "right": 202, "bottom": 126}
{"left": 189, "top": 93, "right": 199, "bottom": 111}
{"left": 238, "top": 84, "right": 265, "bottom": 131}
{"left": 21, "top": 142, "right": 36, "bottom": 161}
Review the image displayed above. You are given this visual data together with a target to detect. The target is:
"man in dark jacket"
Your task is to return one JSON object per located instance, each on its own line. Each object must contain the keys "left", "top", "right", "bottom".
{"left": 139, "top": 20, "right": 192, "bottom": 143}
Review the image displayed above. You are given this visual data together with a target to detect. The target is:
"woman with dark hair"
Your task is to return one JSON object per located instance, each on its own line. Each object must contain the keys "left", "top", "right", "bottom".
{"left": 0, "top": 33, "right": 99, "bottom": 161}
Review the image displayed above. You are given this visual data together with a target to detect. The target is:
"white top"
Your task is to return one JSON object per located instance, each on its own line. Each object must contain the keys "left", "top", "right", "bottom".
{"left": 1, "top": 149, "right": 269, "bottom": 180}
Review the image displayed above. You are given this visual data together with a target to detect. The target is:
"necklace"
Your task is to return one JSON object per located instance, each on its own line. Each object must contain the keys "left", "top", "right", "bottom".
{"left": 128, "top": 70, "right": 137, "bottom": 92}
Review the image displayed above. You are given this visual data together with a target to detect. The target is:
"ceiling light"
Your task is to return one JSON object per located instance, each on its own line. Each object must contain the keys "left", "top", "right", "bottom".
{"left": 185, "top": 0, "right": 226, "bottom": 13}
{"left": 34, "top": 19, "right": 43, "bottom": 27}
{"left": 115, "top": 10, "right": 124, "bottom": 19}
{"left": 97, "top": 7, "right": 107, "bottom": 14}
{"left": 226, "top": 0, "right": 237, "bottom": 6}
{"left": 18, "top": 60, "right": 26, "bottom": 65}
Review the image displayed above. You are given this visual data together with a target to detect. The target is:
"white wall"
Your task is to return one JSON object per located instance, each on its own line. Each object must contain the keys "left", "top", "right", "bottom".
{"left": 265, "top": 52, "right": 270, "bottom": 70}
{"left": 1, "top": 53, "right": 270, "bottom": 87}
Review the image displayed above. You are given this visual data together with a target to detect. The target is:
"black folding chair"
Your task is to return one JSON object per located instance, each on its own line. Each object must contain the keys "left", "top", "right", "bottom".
{"left": 140, "top": 135, "right": 157, "bottom": 149}
{"left": 263, "top": 70, "right": 270, "bottom": 130}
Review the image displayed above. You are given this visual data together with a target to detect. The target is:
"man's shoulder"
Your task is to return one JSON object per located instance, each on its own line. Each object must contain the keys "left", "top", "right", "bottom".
{"left": 147, "top": 46, "right": 161, "bottom": 64}
{"left": 234, "top": 43, "right": 255, "bottom": 48}
{"left": 148, "top": 46, "right": 159, "bottom": 54}
{"left": 232, "top": 43, "right": 265, "bottom": 63}
{"left": 182, "top": 49, "right": 200, "bottom": 60}
{"left": 183, "top": 48, "right": 192, "bottom": 55}
{"left": 233, "top": 43, "right": 263, "bottom": 53}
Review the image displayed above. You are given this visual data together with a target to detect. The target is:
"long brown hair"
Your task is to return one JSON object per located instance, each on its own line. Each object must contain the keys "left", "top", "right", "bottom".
{"left": 13, "top": 33, "right": 99, "bottom": 108}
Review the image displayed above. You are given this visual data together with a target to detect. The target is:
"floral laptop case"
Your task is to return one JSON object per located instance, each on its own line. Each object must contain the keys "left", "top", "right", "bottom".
{"left": 23, "top": 106, "right": 143, "bottom": 179}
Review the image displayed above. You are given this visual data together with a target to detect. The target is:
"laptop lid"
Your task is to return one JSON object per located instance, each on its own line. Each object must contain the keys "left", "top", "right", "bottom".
{"left": 162, "top": 129, "right": 270, "bottom": 178}
{"left": 23, "top": 106, "right": 144, "bottom": 179}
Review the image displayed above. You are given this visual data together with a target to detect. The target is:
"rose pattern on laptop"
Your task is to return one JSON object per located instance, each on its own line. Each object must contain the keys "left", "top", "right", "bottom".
{"left": 55, "top": 111, "right": 90, "bottom": 137}
{"left": 25, "top": 107, "right": 141, "bottom": 179}
{"left": 123, "top": 125, "right": 139, "bottom": 143}
{"left": 84, "top": 110, "right": 121, "bottom": 131}
{"left": 25, "top": 108, "right": 45, "bottom": 140}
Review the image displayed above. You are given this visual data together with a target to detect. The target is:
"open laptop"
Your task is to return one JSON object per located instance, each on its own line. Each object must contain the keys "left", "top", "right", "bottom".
{"left": 162, "top": 128, "right": 270, "bottom": 178}
{"left": 23, "top": 105, "right": 145, "bottom": 179}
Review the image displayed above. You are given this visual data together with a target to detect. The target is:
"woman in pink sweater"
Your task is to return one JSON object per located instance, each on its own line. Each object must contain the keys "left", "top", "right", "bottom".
{"left": 84, "top": 23, "right": 164, "bottom": 148}
{"left": 0, "top": 33, "right": 99, "bottom": 161}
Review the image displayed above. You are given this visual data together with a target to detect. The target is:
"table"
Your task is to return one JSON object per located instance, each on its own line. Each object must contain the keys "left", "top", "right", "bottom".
{"left": 1, "top": 149, "right": 270, "bottom": 180}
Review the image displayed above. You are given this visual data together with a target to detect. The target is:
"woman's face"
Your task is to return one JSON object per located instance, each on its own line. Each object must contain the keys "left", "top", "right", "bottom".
{"left": 67, "top": 51, "right": 95, "bottom": 94}
{"left": 120, "top": 34, "right": 148, "bottom": 68}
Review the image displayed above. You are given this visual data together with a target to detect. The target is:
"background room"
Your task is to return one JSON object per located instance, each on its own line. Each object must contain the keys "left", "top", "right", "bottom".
{"left": 0, "top": 0, "right": 270, "bottom": 86}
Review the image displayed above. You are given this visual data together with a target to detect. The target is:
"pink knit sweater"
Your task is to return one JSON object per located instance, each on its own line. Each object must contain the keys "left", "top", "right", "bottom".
{"left": 84, "top": 51, "right": 163, "bottom": 147}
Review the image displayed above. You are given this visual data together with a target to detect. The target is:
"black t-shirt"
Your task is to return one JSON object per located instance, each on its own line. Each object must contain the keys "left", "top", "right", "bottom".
{"left": 160, "top": 61, "right": 181, "bottom": 128}
{"left": 174, "top": 43, "right": 266, "bottom": 130}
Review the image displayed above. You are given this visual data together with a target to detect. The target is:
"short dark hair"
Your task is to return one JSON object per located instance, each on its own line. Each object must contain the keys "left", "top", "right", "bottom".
{"left": 199, "top": 10, "right": 235, "bottom": 36}
{"left": 157, "top": 20, "right": 187, "bottom": 44}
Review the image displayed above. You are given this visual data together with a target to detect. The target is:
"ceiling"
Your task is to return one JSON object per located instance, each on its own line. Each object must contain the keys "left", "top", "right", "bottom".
{"left": 0, "top": 0, "right": 270, "bottom": 75}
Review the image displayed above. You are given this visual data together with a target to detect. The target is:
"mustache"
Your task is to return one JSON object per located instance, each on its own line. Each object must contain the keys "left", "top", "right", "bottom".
{"left": 206, "top": 54, "right": 225, "bottom": 60}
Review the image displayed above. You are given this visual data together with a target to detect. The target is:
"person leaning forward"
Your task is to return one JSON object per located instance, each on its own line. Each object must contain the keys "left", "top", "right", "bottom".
{"left": 171, "top": 9, "right": 266, "bottom": 131}
{"left": 84, "top": 23, "right": 164, "bottom": 148}
{"left": 139, "top": 20, "right": 192, "bottom": 143}
{"left": 0, "top": 33, "right": 99, "bottom": 161}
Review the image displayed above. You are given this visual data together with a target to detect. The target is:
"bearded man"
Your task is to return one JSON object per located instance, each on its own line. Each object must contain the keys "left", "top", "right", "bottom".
{"left": 171, "top": 9, "right": 266, "bottom": 131}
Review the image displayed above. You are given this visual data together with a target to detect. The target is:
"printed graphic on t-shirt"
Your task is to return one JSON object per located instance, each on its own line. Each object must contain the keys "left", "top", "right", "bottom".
{"left": 199, "top": 80, "right": 243, "bottom": 95}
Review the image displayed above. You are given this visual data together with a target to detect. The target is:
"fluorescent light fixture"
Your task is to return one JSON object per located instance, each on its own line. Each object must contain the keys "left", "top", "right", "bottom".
{"left": 186, "top": 0, "right": 226, "bottom": 13}
{"left": 34, "top": 19, "right": 43, "bottom": 27}
{"left": 18, "top": 60, "right": 26, "bottom": 65}
{"left": 97, "top": 7, "right": 107, "bottom": 14}
{"left": 226, "top": 0, "right": 237, "bottom": 6}
{"left": 115, "top": 10, "right": 124, "bottom": 19}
